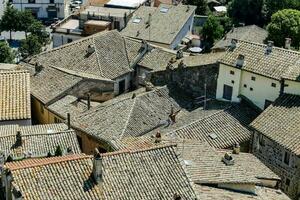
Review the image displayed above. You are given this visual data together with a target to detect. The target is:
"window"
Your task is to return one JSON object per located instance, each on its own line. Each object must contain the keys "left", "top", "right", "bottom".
{"left": 250, "top": 87, "right": 253, "bottom": 91}
{"left": 50, "top": 0, "right": 54, "bottom": 3}
{"left": 284, "top": 151, "right": 290, "bottom": 165}
{"left": 286, "top": 178, "right": 290, "bottom": 186}
{"left": 67, "top": 38, "right": 72, "bottom": 43}
{"left": 40, "top": 103, "right": 44, "bottom": 114}
{"left": 271, "top": 83, "right": 276, "bottom": 87}
{"left": 251, "top": 76, "right": 256, "bottom": 81}
{"left": 230, "top": 70, "right": 235, "bottom": 75}
{"left": 28, "top": 0, "right": 35, "bottom": 3}
{"left": 231, "top": 80, "right": 234, "bottom": 84}
{"left": 243, "top": 84, "right": 247, "bottom": 88}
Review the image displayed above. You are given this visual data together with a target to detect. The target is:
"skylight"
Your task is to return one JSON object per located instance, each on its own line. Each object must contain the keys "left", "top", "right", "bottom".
{"left": 133, "top": 17, "right": 142, "bottom": 23}
{"left": 160, "top": 7, "right": 169, "bottom": 13}
{"left": 209, "top": 133, "right": 218, "bottom": 140}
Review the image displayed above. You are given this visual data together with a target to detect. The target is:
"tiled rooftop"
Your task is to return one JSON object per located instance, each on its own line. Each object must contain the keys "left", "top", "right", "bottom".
{"left": 250, "top": 94, "right": 300, "bottom": 155}
{"left": 121, "top": 4, "right": 196, "bottom": 45}
{"left": 0, "top": 69, "right": 31, "bottom": 121}
{"left": 219, "top": 40, "right": 300, "bottom": 81}
{"left": 212, "top": 25, "right": 268, "bottom": 50}
{"left": 5, "top": 145, "right": 198, "bottom": 199}
{"left": 0, "top": 123, "right": 81, "bottom": 159}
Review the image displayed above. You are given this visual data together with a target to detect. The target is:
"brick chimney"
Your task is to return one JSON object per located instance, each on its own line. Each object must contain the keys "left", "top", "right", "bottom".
{"left": 93, "top": 148, "right": 103, "bottom": 184}
{"left": 15, "top": 131, "right": 22, "bottom": 147}
{"left": 285, "top": 38, "right": 291, "bottom": 49}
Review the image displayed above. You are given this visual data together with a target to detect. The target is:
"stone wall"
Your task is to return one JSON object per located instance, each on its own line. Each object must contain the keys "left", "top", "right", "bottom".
{"left": 149, "top": 63, "right": 219, "bottom": 99}
{"left": 252, "top": 131, "right": 300, "bottom": 199}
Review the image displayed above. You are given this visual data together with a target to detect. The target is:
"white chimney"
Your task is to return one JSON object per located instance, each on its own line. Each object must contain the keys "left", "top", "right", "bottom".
{"left": 285, "top": 38, "right": 291, "bottom": 49}
{"left": 93, "top": 148, "right": 103, "bottom": 184}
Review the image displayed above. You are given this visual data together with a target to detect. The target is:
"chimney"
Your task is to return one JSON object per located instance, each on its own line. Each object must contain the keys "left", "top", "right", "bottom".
{"left": 173, "top": 194, "right": 181, "bottom": 200}
{"left": 87, "top": 44, "right": 95, "bottom": 54}
{"left": 132, "top": 93, "right": 136, "bottom": 99}
{"left": 285, "top": 38, "right": 291, "bottom": 49}
{"left": 169, "top": 106, "right": 176, "bottom": 123}
{"left": 155, "top": 131, "right": 162, "bottom": 143}
{"left": 145, "top": 82, "right": 154, "bottom": 91}
{"left": 93, "top": 148, "right": 103, "bottom": 184}
{"left": 178, "top": 60, "right": 186, "bottom": 69}
{"left": 15, "top": 131, "right": 22, "bottom": 147}
{"left": 265, "top": 41, "right": 274, "bottom": 55}
{"left": 141, "top": 40, "right": 148, "bottom": 51}
{"left": 87, "top": 93, "right": 91, "bottom": 110}
{"left": 67, "top": 147, "right": 73, "bottom": 154}
{"left": 236, "top": 54, "right": 245, "bottom": 68}
{"left": 136, "top": 30, "right": 140, "bottom": 37}
{"left": 232, "top": 143, "right": 240, "bottom": 154}
{"left": 34, "top": 63, "right": 43, "bottom": 73}
{"left": 229, "top": 39, "right": 237, "bottom": 51}
{"left": 176, "top": 50, "right": 183, "bottom": 59}
{"left": 67, "top": 113, "right": 71, "bottom": 130}
{"left": 0, "top": 151, "right": 5, "bottom": 173}
{"left": 222, "top": 152, "right": 235, "bottom": 166}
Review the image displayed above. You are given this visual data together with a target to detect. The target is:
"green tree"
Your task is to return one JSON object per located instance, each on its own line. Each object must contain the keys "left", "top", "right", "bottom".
{"left": 19, "top": 35, "right": 42, "bottom": 58}
{"left": 265, "top": 0, "right": 300, "bottom": 21}
{"left": 54, "top": 145, "right": 63, "bottom": 156}
{"left": 267, "top": 9, "right": 300, "bottom": 49}
{"left": 6, "top": 155, "right": 13, "bottom": 162}
{"left": 0, "top": 42, "right": 14, "bottom": 63}
{"left": 202, "top": 15, "right": 224, "bottom": 51}
{"left": 0, "top": 4, "right": 20, "bottom": 40}
{"left": 18, "top": 10, "right": 35, "bottom": 37}
{"left": 186, "top": 0, "right": 207, "bottom": 15}
{"left": 228, "top": 0, "right": 265, "bottom": 26}
{"left": 28, "top": 20, "right": 49, "bottom": 45}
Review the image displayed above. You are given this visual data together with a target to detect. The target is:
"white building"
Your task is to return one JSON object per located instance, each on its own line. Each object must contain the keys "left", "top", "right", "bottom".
{"left": 216, "top": 40, "right": 300, "bottom": 110}
{"left": 12, "top": 0, "right": 70, "bottom": 19}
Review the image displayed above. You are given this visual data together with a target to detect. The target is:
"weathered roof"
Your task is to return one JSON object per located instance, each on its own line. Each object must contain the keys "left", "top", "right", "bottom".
{"left": 6, "top": 145, "right": 198, "bottom": 199}
{"left": 219, "top": 40, "right": 300, "bottom": 81}
{"left": 81, "top": 6, "right": 134, "bottom": 18}
{"left": 250, "top": 94, "right": 300, "bottom": 155}
{"left": 212, "top": 25, "right": 267, "bottom": 50}
{"left": 26, "top": 30, "right": 141, "bottom": 81}
{"left": 195, "top": 185, "right": 290, "bottom": 200}
{"left": 0, "top": 69, "right": 31, "bottom": 121}
{"left": 167, "top": 103, "right": 258, "bottom": 149}
{"left": 177, "top": 141, "right": 279, "bottom": 185}
{"left": 0, "top": 123, "right": 81, "bottom": 159}
{"left": 121, "top": 4, "right": 196, "bottom": 45}
{"left": 73, "top": 86, "right": 185, "bottom": 145}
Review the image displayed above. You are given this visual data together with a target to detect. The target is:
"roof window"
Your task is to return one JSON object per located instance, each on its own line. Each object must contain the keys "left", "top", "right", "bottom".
{"left": 160, "top": 7, "right": 169, "bottom": 13}
{"left": 209, "top": 133, "right": 218, "bottom": 140}
{"left": 133, "top": 17, "right": 141, "bottom": 24}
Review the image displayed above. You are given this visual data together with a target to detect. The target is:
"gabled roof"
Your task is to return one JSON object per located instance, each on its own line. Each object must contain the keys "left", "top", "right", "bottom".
{"left": 166, "top": 102, "right": 258, "bottom": 149}
{"left": 212, "top": 25, "right": 268, "bottom": 50}
{"left": 5, "top": 145, "right": 198, "bottom": 199}
{"left": 0, "top": 69, "right": 31, "bottom": 121}
{"left": 26, "top": 30, "right": 142, "bottom": 80}
{"left": 250, "top": 94, "right": 300, "bottom": 155}
{"left": 177, "top": 141, "right": 279, "bottom": 185}
{"left": 73, "top": 86, "right": 185, "bottom": 145}
{"left": 0, "top": 123, "right": 81, "bottom": 160}
{"left": 121, "top": 4, "right": 196, "bottom": 45}
{"left": 219, "top": 40, "right": 300, "bottom": 81}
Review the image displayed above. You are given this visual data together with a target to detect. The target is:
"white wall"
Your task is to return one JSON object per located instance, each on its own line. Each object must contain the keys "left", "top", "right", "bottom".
{"left": 170, "top": 12, "right": 194, "bottom": 49}
{"left": 285, "top": 80, "right": 300, "bottom": 95}
{"left": 239, "top": 71, "right": 280, "bottom": 109}
{"left": 113, "top": 73, "right": 132, "bottom": 95}
{"left": 52, "top": 32, "right": 83, "bottom": 48}
{"left": 13, "top": 0, "right": 67, "bottom": 18}
{"left": 216, "top": 64, "right": 241, "bottom": 102}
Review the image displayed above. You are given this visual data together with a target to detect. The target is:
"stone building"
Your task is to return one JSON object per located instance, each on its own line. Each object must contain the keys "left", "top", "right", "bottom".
{"left": 251, "top": 94, "right": 300, "bottom": 199}
{"left": 0, "top": 68, "right": 31, "bottom": 126}
{"left": 216, "top": 40, "right": 300, "bottom": 110}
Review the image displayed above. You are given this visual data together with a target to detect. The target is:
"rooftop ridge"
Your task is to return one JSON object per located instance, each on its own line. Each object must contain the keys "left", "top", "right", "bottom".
{"left": 5, "top": 154, "right": 91, "bottom": 171}
{"left": 101, "top": 144, "right": 177, "bottom": 157}
{"left": 0, "top": 129, "right": 75, "bottom": 138}
{"left": 0, "top": 69, "right": 29, "bottom": 74}
{"left": 92, "top": 35, "right": 105, "bottom": 78}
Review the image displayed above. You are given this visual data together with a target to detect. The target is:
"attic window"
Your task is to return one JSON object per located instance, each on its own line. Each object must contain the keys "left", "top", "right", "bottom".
{"left": 133, "top": 17, "right": 141, "bottom": 23}
{"left": 160, "top": 7, "right": 169, "bottom": 13}
{"left": 209, "top": 133, "right": 217, "bottom": 140}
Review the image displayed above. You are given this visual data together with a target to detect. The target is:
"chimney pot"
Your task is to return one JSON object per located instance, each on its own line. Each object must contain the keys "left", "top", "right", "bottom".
{"left": 16, "top": 131, "right": 22, "bottom": 147}
{"left": 285, "top": 38, "right": 291, "bottom": 49}
{"left": 236, "top": 54, "right": 245, "bottom": 68}
{"left": 93, "top": 148, "right": 103, "bottom": 184}
{"left": 67, "top": 113, "right": 71, "bottom": 130}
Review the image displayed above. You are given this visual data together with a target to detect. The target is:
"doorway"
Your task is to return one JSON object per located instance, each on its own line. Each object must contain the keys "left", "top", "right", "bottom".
{"left": 118, "top": 79, "right": 125, "bottom": 94}
{"left": 223, "top": 84, "right": 233, "bottom": 100}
